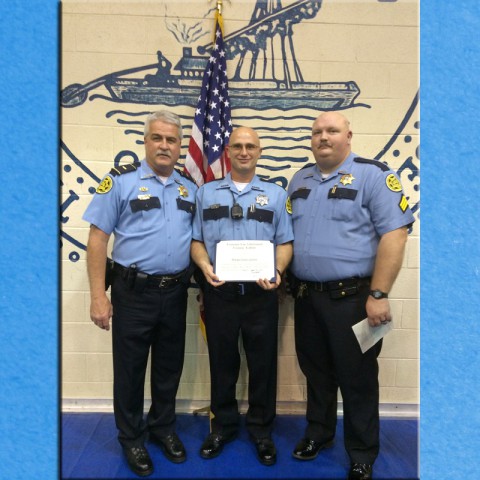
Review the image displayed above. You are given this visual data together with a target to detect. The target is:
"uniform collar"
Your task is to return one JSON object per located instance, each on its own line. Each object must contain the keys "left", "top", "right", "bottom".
{"left": 140, "top": 159, "right": 158, "bottom": 180}
{"left": 217, "top": 172, "right": 265, "bottom": 194}
{"left": 308, "top": 152, "right": 357, "bottom": 181}
{"left": 331, "top": 152, "right": 356, "bottom": 177}
{"left": 139, "top": 159, "right": 178, "bottom": 186}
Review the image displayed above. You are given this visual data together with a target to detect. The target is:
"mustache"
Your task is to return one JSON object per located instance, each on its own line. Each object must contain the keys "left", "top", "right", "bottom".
{"left": 155, "top": 150, "right": 171, "bottom": 157}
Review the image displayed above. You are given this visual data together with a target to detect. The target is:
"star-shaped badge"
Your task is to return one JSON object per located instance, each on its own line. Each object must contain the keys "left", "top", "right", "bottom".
{"left": 256, "top": 194, "right": 269, "bottom": 206}
{"left": 178, "top": 185, "right": 189, "bottom": 197}
{"left": 340, "top": 174, "right": 355, "bottom": 186}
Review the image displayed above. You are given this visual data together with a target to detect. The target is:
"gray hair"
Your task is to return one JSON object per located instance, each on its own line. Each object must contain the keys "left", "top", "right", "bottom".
{"left": 144, "top": 110, "right": 183, "bottom": 140}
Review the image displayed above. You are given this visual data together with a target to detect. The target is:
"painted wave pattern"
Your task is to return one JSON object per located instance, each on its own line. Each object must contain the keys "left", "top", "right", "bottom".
{"left": 61, "top": 100, "right": 419, "bottom": 263}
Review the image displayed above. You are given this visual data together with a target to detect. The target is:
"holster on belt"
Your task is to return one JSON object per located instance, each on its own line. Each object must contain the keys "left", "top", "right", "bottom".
{"left": 193, "top": 265, "right": 207, "bottom": 291}
{"left": 183, "top": 262, "right": 197, "bottom": 287}
{"left": 286, "top": 270, "right": 307, "bottom": 298}
{"left": 134, "top": 271, "right": 148, "bottom": 293}
{"left": 105, "top": 258, "right": 114, "bottom": 291}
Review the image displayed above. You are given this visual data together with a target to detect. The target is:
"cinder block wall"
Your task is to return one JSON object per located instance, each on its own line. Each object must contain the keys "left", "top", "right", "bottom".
{"left": 61, "top": 0, "right": 419, "bottom": 413}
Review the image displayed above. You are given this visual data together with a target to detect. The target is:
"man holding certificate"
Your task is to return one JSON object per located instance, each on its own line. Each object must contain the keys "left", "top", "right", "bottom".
{"left": 191, "top": 126, "right": 293, "bottom": 466}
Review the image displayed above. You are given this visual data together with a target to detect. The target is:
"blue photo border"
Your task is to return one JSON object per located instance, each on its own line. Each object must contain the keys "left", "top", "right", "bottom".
{"left": 1, "top": 0, "right": 478, "bottom": 478}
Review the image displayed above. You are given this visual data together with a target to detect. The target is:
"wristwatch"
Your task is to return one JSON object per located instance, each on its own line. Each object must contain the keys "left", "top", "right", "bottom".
{"left": 369, "top": 289, "right": 388, "bottom": 299}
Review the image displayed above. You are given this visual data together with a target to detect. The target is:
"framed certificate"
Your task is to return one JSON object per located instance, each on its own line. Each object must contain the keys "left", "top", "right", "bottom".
{"left": 215, "top": 240, "right": 276, "bottom": 282}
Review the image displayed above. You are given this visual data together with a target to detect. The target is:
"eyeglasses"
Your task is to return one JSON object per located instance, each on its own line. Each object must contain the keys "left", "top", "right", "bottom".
{"left": 229, "top": 143, "right": 260, "bottom": 153}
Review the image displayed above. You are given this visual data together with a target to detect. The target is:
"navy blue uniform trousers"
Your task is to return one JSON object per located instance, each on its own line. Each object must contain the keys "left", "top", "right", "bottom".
{"left": 294, "top": 284, "right": 382, "bottom": 465}
{"left": 203, "top": 283, "right": 279, "bottom": 440}
{"left": 111, "top": 274, "right": 187, "bottom": 448}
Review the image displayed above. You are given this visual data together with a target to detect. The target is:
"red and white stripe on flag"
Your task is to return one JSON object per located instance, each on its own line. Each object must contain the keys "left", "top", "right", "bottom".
{"left": 184, "top": 10, "right": 232, "bottom": 186}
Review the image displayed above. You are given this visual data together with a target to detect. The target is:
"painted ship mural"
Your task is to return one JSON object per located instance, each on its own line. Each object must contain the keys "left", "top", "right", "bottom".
{"left": 60, "top": 0, "right": 419, "bottom": 263}
{"left": 61, "top": 0, "right": 361, "bottom": 111}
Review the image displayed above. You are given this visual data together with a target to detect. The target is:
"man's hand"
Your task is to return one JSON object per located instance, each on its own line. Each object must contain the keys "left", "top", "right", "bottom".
{"left": 90, "top": 294, "right": 113, "bottom": 331}
{"left": 201, "top": 263, "right": 225, "bottom": 287}
{"left": 366, "top": 296, "right": 391, "bottom": 327}
{"left": 257, "top": 271, "right": 281, "bottom": 290}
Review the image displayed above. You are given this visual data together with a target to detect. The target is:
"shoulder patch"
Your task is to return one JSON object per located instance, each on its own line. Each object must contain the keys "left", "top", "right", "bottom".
{"left": 286, "top": 197, "right": 292, "bottom": 214}
{"left": 96, "top": 175, "right": 113, "bottom": 194}
{"left": 175, "top": 168, "right": 198, "bottom": 186}
{"left": 109, "top": 162, "right": 141, "bottom": 177}
{"left": 385, "top": 173, "right": 403, "bottom": 192}
{"left": 353, "top": 157, "right": 389, "bottom": 172}
{"left": 259, "top": 177, "right": 280, "bottom": 186}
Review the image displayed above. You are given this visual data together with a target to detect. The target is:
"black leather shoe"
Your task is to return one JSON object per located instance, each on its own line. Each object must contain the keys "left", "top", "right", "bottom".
{"left": 200, "top": 433, "right": 232, "bottom": 459}
{"left": 151, "top": 432, "right": 186, "bottom": 463}
{"left": 348, "top": 463, "right": 373, "bottom": 480}
{"left": 253, "top": 438, "right": 276, "bottom": 466}
{"left": 292, "top": 437, "right": 334, "bottom": 460}
{"left": 123, "top": 445, "right": 153, "bottom": 477}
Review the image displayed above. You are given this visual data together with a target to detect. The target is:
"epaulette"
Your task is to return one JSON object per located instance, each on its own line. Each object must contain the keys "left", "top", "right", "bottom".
{"left": 175, "top": 167, "right": 198, "bottom": 186}
{"left": 300, "top": 162, "right": 316, "bottom": 170}
{"left": 353, "top": 157, "right": 389, "bottom": 172}
{"left": 109, "top": 162, "right": 141, "bottom": 176}
{"left": 210, "top": 177, "right": 226, "bottom": 183}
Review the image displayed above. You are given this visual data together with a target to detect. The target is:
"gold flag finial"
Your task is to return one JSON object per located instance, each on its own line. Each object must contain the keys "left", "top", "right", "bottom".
{"left": 216, "top": 0, "right": 223, "bottom": 15}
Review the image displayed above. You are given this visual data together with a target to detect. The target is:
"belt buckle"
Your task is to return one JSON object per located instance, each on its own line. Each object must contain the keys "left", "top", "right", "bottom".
{"left": 158, "top": 277, "right": 168, "bottom": 288}
{"left": 237, "top": 283, "right": 245, "bottom": 295}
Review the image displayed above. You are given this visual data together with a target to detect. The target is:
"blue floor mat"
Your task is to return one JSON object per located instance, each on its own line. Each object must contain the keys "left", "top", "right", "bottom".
{"left": 62, "top": 413, "right": 418, "bottom": 479}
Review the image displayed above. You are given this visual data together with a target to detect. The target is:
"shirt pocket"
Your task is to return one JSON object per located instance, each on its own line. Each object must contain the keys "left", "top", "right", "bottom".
{"left": 202, "top": 206, "right": 229, "bottom": 244}
{"left": 247, "top": 208, "right": 275, "bottom": 240}
{"left": 327, "top": 188, "right": 357, "bottom": 221}
{"left": 128, "top": 196, "right": 162, "bottom": 229}
{"left": 290, "top": 189, "right": 311, "bottom": 221}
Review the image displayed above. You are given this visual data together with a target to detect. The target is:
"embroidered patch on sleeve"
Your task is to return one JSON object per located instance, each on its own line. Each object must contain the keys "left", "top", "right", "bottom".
{"left": 399, "top": 194, "right": 409, "bottom": 213}
{"left": 286, "top": 196, "right": 292, "bottom": 214}
{"left": 386, "top": 174, "right": 403, "bottom": 192}
{"left": 96, "top": 175, "right": 113, "bottom": 194}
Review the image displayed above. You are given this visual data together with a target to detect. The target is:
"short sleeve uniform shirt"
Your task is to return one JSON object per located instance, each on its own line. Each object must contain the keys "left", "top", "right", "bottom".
{"left": 287, "top": 152, "right": 415, "bottom": 282}
{"left": 83, "top": 160, "right": 197, "bottom": 274}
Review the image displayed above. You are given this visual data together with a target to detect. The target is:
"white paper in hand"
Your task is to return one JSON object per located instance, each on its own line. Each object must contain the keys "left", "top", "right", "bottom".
{"left": 352, "top": 318, "right": 393, "bottom": 353}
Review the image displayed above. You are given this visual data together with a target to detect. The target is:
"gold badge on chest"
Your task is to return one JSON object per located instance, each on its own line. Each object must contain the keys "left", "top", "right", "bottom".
{"left": 178, "top": 185, "right": 189, "bottom": 197}
{"left": 339, "top": 174, "right": 355, "bottom": 186}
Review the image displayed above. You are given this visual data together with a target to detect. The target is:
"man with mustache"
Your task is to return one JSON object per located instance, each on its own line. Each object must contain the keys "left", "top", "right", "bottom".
{"left": 83, "top": 111, "right": 197, "bottom": 477}
{"left": 287, "top": 112, "right": 415, "bottom": 480}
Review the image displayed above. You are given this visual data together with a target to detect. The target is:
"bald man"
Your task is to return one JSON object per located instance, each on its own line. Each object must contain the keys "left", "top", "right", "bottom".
{"left": 287, "top": 112, "right": 415, "bottom": 480}
{"left": 191, "top": 127, "right": 293, "bottom": 466}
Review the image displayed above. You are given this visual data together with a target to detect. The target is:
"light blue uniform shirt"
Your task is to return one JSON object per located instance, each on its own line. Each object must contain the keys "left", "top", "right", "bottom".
{"left": 83, "top": 160, "right": 198, "bottom": 274}
{"left": 287, "top": 152, "right": 415, "bottom": 282}
{"left": 193, "top": 173, "right": 293, "bottom": 266}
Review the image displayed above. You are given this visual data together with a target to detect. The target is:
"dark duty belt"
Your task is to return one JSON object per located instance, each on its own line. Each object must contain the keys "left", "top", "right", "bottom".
{"left": 298, "top": 276, "right": 371, "bottom": 299}
{"left": 215, "top": 281, "right": 264, "bottom": 297}
{"left": 113, "top": 262, "right": 186, "bottom": 289}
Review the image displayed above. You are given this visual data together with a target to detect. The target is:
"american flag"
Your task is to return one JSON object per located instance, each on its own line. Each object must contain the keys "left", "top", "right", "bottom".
{"left": 184, "top": 10, "right": 232, "bottom": 186}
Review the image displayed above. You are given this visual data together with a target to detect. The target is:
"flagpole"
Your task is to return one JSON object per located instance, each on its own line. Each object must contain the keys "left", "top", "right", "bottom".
{"left": 188, "top": 0, "right": 232, "bottom": 420}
